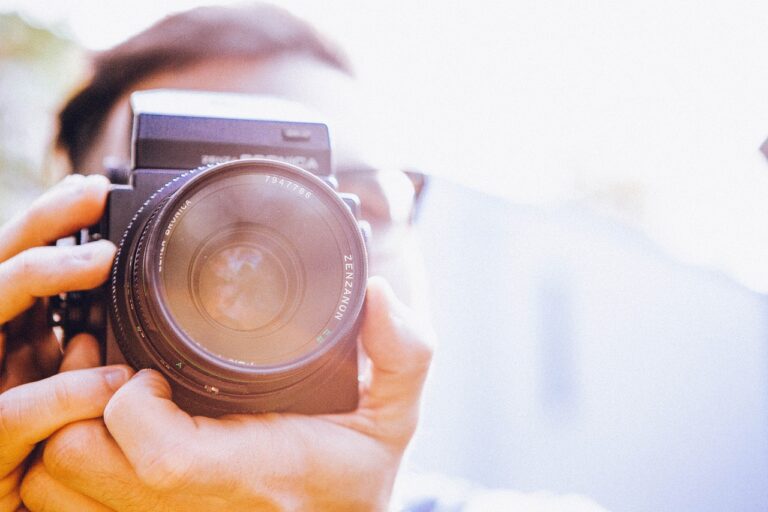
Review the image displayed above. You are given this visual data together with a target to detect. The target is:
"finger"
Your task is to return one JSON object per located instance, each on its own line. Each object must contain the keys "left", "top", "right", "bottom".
{"left": 0, "top": 240, "right": 116, "bottom": 323}
{"left": 4, "top": 300, "right": 48, "bottom": 352}
{"left": 32, "top": 331, "right": 63, "bottom": 381}
{"left": 20, "top": 459, "right": 113, "bottom": 512}
{"left": 27, "top": 301, "right": 63, "bottom": 379}
{"left": 0, "top": 174, "right": 110, "bottom": 264}
{"left": 0, "top": 488, "right": 20, "bottom": 512}
{"left": 0, "top": 365, "right": 132, "bottom": 476}
{"left": 0, "top": 465, "right": 22, "bottom": 512}
{"left": 356, "top": 277, "right": 435, "bottom": 440}
{"left": 43, "top": 419, "right": 149, "bottom": 510}
{"left": 59, "top": 334, "right": 101, "bottom": 372}
{"left": 0, "top": 303, "right": 60, "bottom": 387}
{"left": 362, "top": 277, "right": 435, "bottom": 401}
{"left": 103, "top": 370, "right": 200, "bottom": 491}
{"left": 0, "top": 344, "right": 39, "bottom": 393}
{"left": 4, "top": 301, "right": 62, "bottom": 381}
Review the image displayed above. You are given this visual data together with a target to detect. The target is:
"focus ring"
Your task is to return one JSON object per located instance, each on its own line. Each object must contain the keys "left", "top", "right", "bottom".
{"left": 110, "top": 167, "right": 209, "bottom": 371}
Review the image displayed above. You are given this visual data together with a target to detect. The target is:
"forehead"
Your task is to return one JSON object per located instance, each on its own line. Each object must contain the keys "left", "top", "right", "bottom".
{"left": 82, "top": 55, "right": 367, "bottom": 172}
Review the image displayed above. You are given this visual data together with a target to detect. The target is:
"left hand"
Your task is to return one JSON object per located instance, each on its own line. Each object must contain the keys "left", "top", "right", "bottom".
{"left": 20, "top": 277, "right": 434, "bottom": 511}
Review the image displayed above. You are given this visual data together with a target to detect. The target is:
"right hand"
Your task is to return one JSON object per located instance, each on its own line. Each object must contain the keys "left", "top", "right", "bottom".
{"left": 0, "top": 174, "right": 131, "bottom": 511}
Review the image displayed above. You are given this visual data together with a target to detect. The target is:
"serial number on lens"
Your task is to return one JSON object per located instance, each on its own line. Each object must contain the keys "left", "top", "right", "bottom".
{"left": 265, "top": 175, "right": 313, "bottom": 199}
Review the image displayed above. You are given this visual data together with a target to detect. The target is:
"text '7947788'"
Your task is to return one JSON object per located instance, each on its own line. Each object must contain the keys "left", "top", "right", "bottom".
{"left": 264, "top": 175, "right": 312, "bottom": 199}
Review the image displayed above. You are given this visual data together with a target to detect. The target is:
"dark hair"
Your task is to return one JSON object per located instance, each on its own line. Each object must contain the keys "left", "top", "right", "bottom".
{"left": 57, "top": 4, "right": 352, "bottom": 169}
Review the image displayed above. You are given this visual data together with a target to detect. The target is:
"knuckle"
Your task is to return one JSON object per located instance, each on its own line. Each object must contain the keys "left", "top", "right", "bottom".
{"left": 20, "top": 203, "right": 46, "bottom": 248}
{"left": 31, "top": 379, "right": 76, "bottom": 427}
{"left": 62, "top": 247, "right": 83, "bottom": 268}
{"left": 5, "top": 248, "right": 53, "bottom": 299}
{"left": 133, "top": 445, "right": 193, "bottom": 492}
{"left": 412, "top": 329, "right": 435, "bottom": 368}
{"left": 402, "top": 319, "right": 435, "bottom": 376}
{"left": 67, "top": 248, "right": 111, "bottom": 289}
{"left": 11, "top": 248, "right": 48, "bottom": 294}
{"left": 43, "top": 421, "right": 98, "bottom": 479}
{"left": 50, "top": 380, "right": 75, "bottom": 412}
{"left": 15, "top": 250, "right": 34, "bottom": 282}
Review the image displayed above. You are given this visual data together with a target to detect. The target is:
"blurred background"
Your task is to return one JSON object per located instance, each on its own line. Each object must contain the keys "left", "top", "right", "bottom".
{"left": 4, "top": 0, "right": 768, "bottom": 293}
{"left": 1, "top": 1, "right": 767, "bottom": 511}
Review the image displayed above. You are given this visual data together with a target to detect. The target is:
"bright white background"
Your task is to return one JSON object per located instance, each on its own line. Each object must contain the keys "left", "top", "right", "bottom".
{"left": 4, "top": 0, "right": 768, "bottom": 292}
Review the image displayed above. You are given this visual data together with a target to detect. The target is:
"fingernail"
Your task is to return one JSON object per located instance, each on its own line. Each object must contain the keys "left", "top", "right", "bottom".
{"left": 84, "top": 174, "right": 110, "bottom": 191}
{"left": 62, "top": 173, "right": 85, "bottom": 185}
{"left": 104, "top": 367, "right": 131, "bottom": 390}
{"left": 75, "top": 240, "right": 117, "bottom": 261}
{"left": 135, "top": 368, "right": 156, "bottom": 378}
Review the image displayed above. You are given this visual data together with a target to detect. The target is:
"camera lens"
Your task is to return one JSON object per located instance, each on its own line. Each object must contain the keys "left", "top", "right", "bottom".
{"left": 111, "top": 159, "right": 367, "bottom": 409}
{"left": 147, "top": 162, "right": 362, "bottom": 368}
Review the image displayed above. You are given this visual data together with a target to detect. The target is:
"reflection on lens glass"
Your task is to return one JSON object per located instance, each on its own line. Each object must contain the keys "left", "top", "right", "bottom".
{"left": 198, "top": 244, "right": 287, "bottom": 331}
{"left": 188, "top": 222, "right": 304, "bottom": 342}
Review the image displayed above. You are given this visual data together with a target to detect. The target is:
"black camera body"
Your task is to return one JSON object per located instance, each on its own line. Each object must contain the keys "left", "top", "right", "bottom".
{"left": 54, "top": 90, "right": 368, "bottom": 416}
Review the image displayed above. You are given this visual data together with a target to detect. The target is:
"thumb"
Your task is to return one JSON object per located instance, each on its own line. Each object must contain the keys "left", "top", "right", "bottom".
{"left": 103, "top": 369, "right": 199, "bottom": 490}
{"left": 359, "top": 277, "right": 434, "bottom": 435}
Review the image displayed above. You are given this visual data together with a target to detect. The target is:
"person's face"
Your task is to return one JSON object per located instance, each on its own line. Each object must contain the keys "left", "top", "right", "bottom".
{"left": 80, "top": 55, "right": 428, "bottom": 309}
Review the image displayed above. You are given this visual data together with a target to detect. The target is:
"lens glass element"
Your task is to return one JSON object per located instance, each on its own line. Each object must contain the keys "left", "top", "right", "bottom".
{"left": 151, "top": 163, "right": 364, "bottom": 368}
{"left": 194, "top": 224, "right": 301, "bottom": 332}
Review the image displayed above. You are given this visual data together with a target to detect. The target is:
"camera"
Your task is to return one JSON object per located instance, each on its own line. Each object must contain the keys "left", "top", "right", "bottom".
{"left": 51, "top": 90, "right": 368, "bottom": 416}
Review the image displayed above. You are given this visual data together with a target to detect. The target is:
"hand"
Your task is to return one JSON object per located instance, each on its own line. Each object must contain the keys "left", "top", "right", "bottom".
{"left": 21, "top": 278, "right": 435, "bottom": 511}
{"left": 1, "top": 338, "right": 132, "bottom": 512}
{"left": 0, "top": 173, "right": 127, "bottom": 511}
{"left": 0, "top": 173, "right": 116, "bottom": 391}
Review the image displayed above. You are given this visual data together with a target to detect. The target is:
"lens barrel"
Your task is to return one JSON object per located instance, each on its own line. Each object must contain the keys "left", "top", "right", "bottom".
{"left": 109, "top": 159, "right": 367, "bottom": 414}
